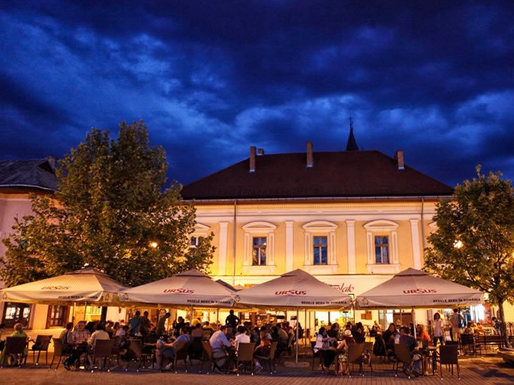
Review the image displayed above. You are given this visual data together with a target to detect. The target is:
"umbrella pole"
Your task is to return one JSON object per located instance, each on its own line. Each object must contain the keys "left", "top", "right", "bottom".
{"left": 412, "top": 307, "right": 417, "bottom": 339}
{"left": 295, "top": 308, "right": 299, "bottom": 364}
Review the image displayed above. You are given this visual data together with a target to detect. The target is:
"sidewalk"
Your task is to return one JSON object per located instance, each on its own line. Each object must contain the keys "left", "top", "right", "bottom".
{"left": 1, "top": 354, "right": 512, "bottom": 385}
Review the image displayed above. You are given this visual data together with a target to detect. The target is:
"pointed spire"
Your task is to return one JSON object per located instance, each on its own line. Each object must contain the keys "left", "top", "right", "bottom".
{"left": 346, "top": 117, "right": 359, "bottom": 151}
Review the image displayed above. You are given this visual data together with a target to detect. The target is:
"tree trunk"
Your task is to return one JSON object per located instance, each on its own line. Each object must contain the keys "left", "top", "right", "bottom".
{"left": 497, "top": 299, "right": 510, "bottom": 348}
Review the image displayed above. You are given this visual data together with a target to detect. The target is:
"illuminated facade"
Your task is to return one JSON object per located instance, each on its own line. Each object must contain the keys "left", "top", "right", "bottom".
{"left": 181, "top": 135, "right": 460, "bottom": 326}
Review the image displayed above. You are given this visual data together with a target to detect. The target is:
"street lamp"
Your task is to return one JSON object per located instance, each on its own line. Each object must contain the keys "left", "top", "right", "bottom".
{"left": 149, "top": 241, "right": 158, "bottom": 249}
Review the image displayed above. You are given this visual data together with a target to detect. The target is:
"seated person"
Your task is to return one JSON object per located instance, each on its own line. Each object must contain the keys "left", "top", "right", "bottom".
{"left": 0, "top": 323, "right": 28, "bottom": 366}
{"left": 59, "top": 322, "right": 74, "bottom": 355}
{"left": 209, "top": 325, "right": 235, "bottom": 370}
{"left": 156, "top": 326, "right": 190, "bottom": 370}
{"left": 416, "top": 324, "right": 432, "bottom": 347}
{"left": 337, "top": 329, "right": 355, "bottom": 375}
{"left": 253, "top": 331, "right": 271, "bottom": 372}
{"left": 234, "top": 325, "right": 250, "bottom": 352}
{"left": 87, "top": 322, "right": 110, "bottom": 368}
{"left": 399, "top": 326, "right": 422, "bottom": 376}
{"left": 188, "top": 324, "right": 204, "bottom": 360}
{"left": 63, "top": 320, "right": 90, "bottom": 370}
{"left": 382, "top": 323, "right": 398, "bottom": 357}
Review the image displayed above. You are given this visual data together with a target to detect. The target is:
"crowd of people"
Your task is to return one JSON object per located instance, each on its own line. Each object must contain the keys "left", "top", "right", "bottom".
{"left": 0, "top": 307, "right": 507, "bottom": 374}
{"left": 152, "top": 309, "right": 300, "bottom": 372}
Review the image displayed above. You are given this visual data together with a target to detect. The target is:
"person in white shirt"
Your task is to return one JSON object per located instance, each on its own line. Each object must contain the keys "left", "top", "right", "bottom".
{"left": 87, "top": 322, "right": 110, "bottom": 369}
{"left": 432, "top": 312, "right": 444, "bottom": 346}
{"left": 88, "top": 322, "right": 110, "bottom": 348}
{"left": 210, "top": 325, "right": 232, "bottom": 357}
{"left": 234, "top": 325, "right": 250, "bottom": 352}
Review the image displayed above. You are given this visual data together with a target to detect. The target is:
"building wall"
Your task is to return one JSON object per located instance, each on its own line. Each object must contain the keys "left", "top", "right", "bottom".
{"left": 0, "top": 192, "right": 34, "bottom": 260}
{"left": 194, "top": 199, "right": 436, "bottom": 286}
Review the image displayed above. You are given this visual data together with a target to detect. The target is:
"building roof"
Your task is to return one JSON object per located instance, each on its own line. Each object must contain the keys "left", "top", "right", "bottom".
{"left": 0, "top": 158, "right": 57, "bottom": 192}
{"left": 182, "top": 150, "right": 453, "bottom": 200}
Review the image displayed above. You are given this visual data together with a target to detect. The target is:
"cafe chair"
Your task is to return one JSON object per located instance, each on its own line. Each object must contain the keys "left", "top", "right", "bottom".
{"left": 347, "top": 343, "right": 366, "bottom": 377}
{"left": 255, "top": 341, "right": 278, "bottom": 374}
{"left": 311, "top": 341, "right": 322, "bottom": 370}
{"left": 439, "top": 344, "right": 460, "bottom": 380}
{"left": 172, "top": 340, "right": 189, "bottom": 373}
{"left": 31, "top": 335, "right": 52, "bottom": 366}
{"left": 2, "top": 337, "right": 28, "bottom": 368}
{"left": 90, "top": 339, "right": 114, "bottom": 372}
{"left": 50, "top": 338, "right": 71, "bottom": 370}
{"left": 393, "top": 343, "right": 412, "bottom": 378}
{"left": 201, "top": 340, "right": 224, "bottom": 373}
{"left": 236, "top": 342, "right": 255, "bottom": 375}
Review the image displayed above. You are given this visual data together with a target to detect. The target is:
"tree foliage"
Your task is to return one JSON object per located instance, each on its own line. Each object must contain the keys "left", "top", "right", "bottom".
{"left": 1, "top": 121, "right": 214, "bottom": 287}
{"left": 425, "top": 167, "right": 514, "bottom": 340}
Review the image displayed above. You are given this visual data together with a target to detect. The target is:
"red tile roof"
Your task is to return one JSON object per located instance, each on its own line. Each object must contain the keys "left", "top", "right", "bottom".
{"left": 181, "top": 150, "right": 453, "bottom": 200}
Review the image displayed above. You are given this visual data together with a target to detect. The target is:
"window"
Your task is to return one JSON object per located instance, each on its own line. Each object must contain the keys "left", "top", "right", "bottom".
{"left": 1, "top": 302, "right": 31, "bottom": 328}
{"left": 364, "top": 220, "right": 399, "bottom": 273}
{"left": 46, "top": 305, "right": 68, "bottom": 328}
{"left": 374, "top": 236, "right": 390, "bottom": 264}
{"left": 190, "top": 236, "right": 200, "bottom": 248}
{"left": 313, "top": 236, "right": 328, "bottom": 265}
{"left": 302, "top": 221, "right": 338, "bottom": 273}
{"left": 252, "top": 237, "right": 267, "bottom": 265}
{"left": 242, "top": 221, "right": 276, "bottom": 274}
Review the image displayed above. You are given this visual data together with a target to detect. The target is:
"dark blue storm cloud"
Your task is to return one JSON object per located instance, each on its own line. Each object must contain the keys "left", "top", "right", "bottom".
{"left": 0, "top": 0, "right": 513, "bottom": 187}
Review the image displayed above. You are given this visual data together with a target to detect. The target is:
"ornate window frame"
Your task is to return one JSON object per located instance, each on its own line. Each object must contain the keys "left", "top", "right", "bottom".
{"left": 190, "top": 223, "right": 210, "bottom": 248}
{"left": 242, "top": 221, "right": 277, "bottom": 274}
{"left": 364, "top": 220, "right": 400, "bottom": 274}
{"left": 302, "top": 220, "right": 338, "bottom": 274}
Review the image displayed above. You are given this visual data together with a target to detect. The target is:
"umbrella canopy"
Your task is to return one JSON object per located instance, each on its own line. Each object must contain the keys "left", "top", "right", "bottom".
{"left": 1, "top": 267, "right": 126, "bottom": 305}
{"left": 236, "top": 269, "right": 352, "bottom": 309}
{"left": 355, "top": 268, "right": 483, "bottom": 308}
{"left": 119, "top": 269, "right": 235, "bottom": 307}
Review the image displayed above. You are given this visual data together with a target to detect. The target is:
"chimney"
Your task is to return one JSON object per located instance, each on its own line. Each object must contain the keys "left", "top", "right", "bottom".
{"left": 395, "top": 150, "right": 405, "bottom": 170}
{"left": 306, "top": 141, "right": 313, "bottom": 168}
{"left": 249, "top": 146, "right": 256, "bottom": 173}
{"left": 45, "top": 155, "right": 56, "bottom": 171}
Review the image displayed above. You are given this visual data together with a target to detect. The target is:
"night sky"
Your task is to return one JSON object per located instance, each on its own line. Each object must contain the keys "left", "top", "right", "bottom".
{"left": 1, "top": 1, "right": 513, "bottom": 187}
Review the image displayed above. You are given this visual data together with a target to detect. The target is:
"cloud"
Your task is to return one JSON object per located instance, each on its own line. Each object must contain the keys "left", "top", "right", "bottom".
{"left": 0, "top": 0, "right": 513, "bottom": 187}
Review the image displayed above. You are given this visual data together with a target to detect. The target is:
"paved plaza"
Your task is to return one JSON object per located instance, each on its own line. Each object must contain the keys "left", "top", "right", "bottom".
{"left": 0, "top": 354, "right": 512, "bottom": 385}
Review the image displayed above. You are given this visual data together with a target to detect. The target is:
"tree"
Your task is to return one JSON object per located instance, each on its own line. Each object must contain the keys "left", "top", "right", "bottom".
{"left": 425, "top": 166, "right": 514, "bottom": 346}
{"left": 1, "top": 121, "right": 215, "bottom": 287}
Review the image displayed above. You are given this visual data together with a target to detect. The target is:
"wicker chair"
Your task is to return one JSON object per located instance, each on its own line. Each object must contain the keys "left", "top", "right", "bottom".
{"left": 236, "top": 342, "right": 255, "bottom": 375}
{"left": 393, "top": 343, "right": 412, "bottom": 378}
{"left": 347, "top": 343, "right": 365, "bottom": 377}
{"left": 89, "top": 339, "right": 114, "bottom": 372}
{"left": 172, "top": 340, "right": 189, "bottom": 373}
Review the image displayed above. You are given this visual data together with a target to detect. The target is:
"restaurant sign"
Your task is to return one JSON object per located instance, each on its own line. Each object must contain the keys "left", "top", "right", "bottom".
{"left": 275, "top": 290, "right": 307, "bottom": 296}
{"left": 163, "top": 288, "right": 195, "bottom": 294}
{"left": 330, "top": 283, "right": 355, "bottom": 293}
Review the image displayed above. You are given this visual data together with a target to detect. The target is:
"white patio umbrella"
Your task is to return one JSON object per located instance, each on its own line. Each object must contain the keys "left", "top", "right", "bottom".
{"left": 236, "top": 269, "right": 352, "bottom": 363}
{"left": 355, "top": 268, "right": 483, "bottom": 337}
{"left": 1, "top": 266, "right": 126, "bottom": 305}
{"left": 119, "top": 269, "right": 235, "bottom": 308}
{"left": 355, "top": 268, "right": 483, "bottom": 308}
